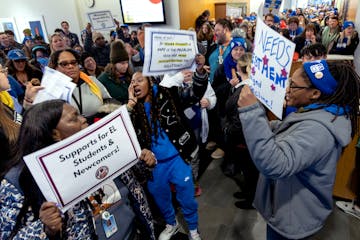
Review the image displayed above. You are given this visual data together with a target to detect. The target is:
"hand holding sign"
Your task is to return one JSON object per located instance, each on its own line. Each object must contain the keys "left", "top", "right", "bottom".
{"left": 39, "top": 202, "right": 63, "bottom": 236}
{"left": 229, "top": 69, "right": 239, "bottom": 87}
{"left": 238, "top": 85, "right": 258, "bottom": 108}
{"left": 24, "top": 81, "right": 44, "bottom": 104}
{"left": 181, "top": 69, "right": 193, "bottom": 83}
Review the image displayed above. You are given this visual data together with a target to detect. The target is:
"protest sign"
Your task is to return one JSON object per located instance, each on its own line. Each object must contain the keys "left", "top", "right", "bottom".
{"left": 33, "top": 67, "right": 76, "bottom": 104}
{"left": 250, "top": 3, "right": 295, "bottom": 119}
{"left": 264, "top": 0, "right": 283, "bottom": 15}
{"left": 88, "top": 11, "right": 115, "bottom": 30}
{"left": 24, "top": 105, "right": 141, "bottom": 212}
{"left": 143, "top": 28, "right": 198, "bottom": 76}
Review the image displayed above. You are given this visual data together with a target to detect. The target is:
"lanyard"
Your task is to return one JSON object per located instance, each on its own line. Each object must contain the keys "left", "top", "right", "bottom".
{"left": 72, "top": 80, "right": 84, "bottom": 114}
{"left": 219, "top": 45, "right": 224, "bottom": 56}
{"left": 218, "top": 44, "right": 228, "bottom": 64}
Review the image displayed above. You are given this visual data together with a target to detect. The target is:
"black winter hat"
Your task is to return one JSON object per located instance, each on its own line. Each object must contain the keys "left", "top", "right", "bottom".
{"left": 110, "top": 40, "right": 129, "bottom": 64}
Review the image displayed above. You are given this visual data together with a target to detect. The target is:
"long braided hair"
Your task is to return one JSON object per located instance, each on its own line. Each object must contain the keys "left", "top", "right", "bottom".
{"left": 300, "top": 61, "right": 359, "bottom": 137}
{"left": 130, "top": 75, "right": 180, "bottom": 148}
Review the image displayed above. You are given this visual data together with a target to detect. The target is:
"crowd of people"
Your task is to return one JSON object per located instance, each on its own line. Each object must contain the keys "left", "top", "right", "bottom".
{"left": 0, "top": 3, "right": 360, "bottom": 240}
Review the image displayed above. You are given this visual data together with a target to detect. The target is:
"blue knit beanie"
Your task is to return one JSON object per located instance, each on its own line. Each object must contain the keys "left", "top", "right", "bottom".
{"left": 229, "top": 37, "right": 247, "bottom": 52}
{"left": 342, "top": 21, "right": 355, "bottom": 30}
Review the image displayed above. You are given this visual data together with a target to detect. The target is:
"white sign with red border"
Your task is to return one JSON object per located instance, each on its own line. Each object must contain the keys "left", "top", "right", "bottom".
{"left": 24, "top": 105, "right": 141, "bottom": 212}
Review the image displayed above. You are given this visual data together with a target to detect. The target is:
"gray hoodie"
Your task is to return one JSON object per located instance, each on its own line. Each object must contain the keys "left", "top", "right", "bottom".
{"left": 238, "top": 102, "right": 351, "bottom": 239}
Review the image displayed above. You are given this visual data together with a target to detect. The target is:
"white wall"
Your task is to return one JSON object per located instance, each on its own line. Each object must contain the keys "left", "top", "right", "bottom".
{"left": 0, "top": 0, "right": 180, "bottom": 43}
{"left": 0, "top": 0, "right": 81, "bottom": 43}
{"left": 75, "top": 0, "right": 180, "bottom": 40}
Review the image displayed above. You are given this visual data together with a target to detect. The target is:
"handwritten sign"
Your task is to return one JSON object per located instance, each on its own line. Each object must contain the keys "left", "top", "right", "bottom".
{"left": 250, "top": 4, "right": 295, "bottom": 119}
{"left": 24, "top": 106, "right": 141, "bottom": 212}
{"left": 143, "top": 28, "right": 198, "bottom": 76}
{"left": 88, "top": 11, "right": 115, "bottom": 30}
{"left": 264, "top": 0, "right": 282, "bottom": 15}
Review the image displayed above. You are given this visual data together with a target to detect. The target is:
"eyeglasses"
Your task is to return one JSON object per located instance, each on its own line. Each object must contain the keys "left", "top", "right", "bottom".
{"left": 57, "top": 60, "right": 79, "bottom": 68}
{"left": 288, "top": 78, "right": 312, "bottom": 90}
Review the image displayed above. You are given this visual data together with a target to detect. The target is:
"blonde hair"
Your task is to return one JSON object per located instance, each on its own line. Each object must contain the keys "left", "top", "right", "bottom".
{"left": 49, "top": 33, "right": 66, "bottom": 52}
{"left": 0, "top": 101, "right": 19, "bottom": 143}
{"left": 237, "top": 52, "right": 252, "bottom": 75}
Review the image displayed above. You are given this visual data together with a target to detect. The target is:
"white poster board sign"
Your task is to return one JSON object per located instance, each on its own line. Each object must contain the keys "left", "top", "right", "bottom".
{"left": 263, "top": 0, "right": 283, "bottom": 15}
{"left": 250, "top": 4, "right": 295, "bottom": 119}
{"left": 33, "top": 67, "right": 76, "bottom": 104}
{"left": 143, "top": 28, "right": 198, "bottom": 76}
{"left": 24, "top": 106, "right": 141, "bottom": 212}
{"left": 88, "top": 11, "right": 115, "bottom": 30}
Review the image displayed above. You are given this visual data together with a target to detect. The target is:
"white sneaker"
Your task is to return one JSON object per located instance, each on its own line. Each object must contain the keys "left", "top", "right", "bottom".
{"left": 189, "top": 229, "right": 201, "bottom": 240}
{"left": 336, "top": 200, "right": 360, "bottom": 220}
{"left": 158, "top": 221, "right": 180, "bottom": 240}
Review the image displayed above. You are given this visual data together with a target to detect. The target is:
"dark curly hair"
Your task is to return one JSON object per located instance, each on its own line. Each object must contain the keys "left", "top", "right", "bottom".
{"left": 300, "top": 61, "right": 360, "bottom": 137}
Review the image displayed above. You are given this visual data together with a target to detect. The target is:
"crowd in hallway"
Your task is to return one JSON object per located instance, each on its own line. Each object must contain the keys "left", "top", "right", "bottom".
{"left": 1, "top": 2, "right": 360, "bottom": 240}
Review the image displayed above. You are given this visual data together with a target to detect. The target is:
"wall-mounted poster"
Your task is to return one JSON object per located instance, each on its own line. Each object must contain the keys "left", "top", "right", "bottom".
{"left": 29, "top": 20, "right": 46, "bottom": 40}
{"left": 0, "top": 18, "right": 20, "bottom": 42}
{"left": 16, "top": 16, "right": 49, "bottom": 43}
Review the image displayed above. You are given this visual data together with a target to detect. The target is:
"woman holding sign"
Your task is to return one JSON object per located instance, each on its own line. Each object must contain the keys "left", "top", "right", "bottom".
{"left": 237, "top": 60, "right": 360, "bottom": 239}
{"left": 0, "top": 100, "right": 156, "bottom": 239}
{"left": 127, "top": 71, "right": 207, "bottom": 240}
